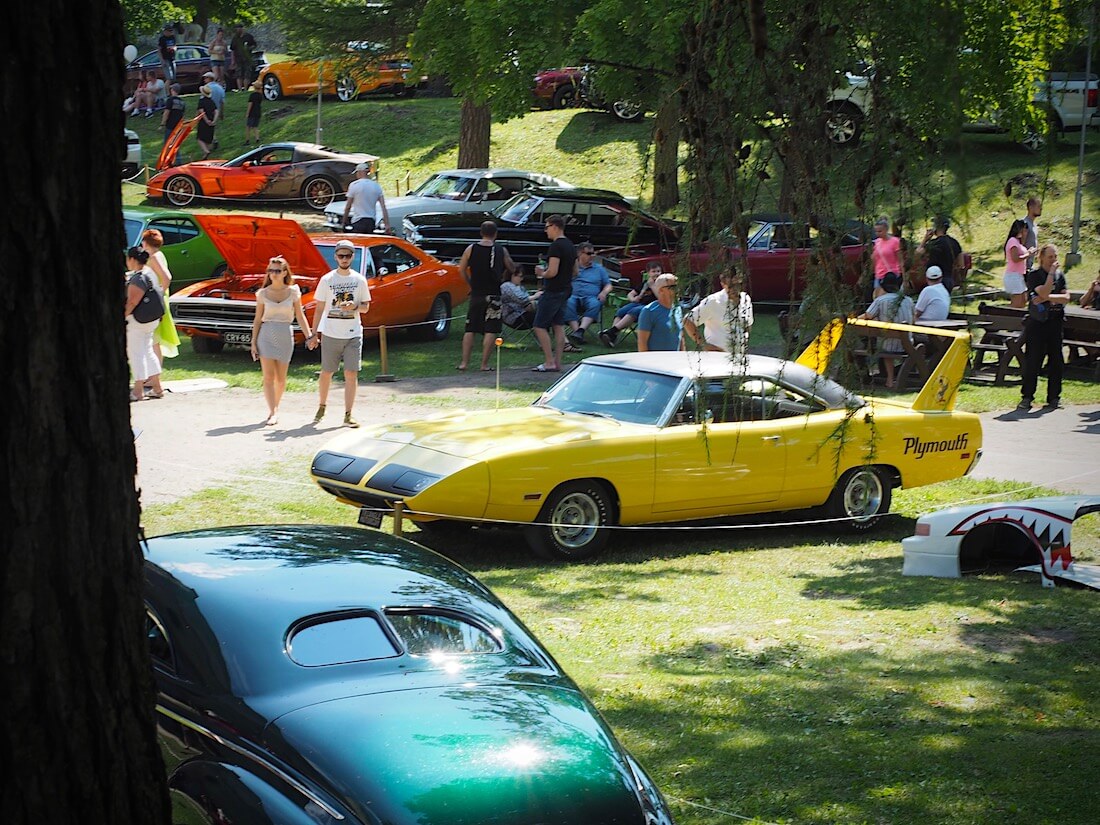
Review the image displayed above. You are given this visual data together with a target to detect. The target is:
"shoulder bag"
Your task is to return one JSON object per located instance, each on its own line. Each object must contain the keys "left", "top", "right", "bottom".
{"left": 132, "top": 272, "right": 166, "bottom": 324}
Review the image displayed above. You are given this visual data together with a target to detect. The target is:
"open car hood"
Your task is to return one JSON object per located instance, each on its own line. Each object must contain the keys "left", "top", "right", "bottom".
{"left": 191, "top": 214, "right": 330, "bottom": 279}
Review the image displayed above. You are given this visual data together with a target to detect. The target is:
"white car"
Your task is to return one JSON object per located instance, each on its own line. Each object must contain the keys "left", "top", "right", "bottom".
{"left": 323, "top": 168, "right": 573, "bottom": 231}
{"left": 123, "top": 127, "right": 142, "bottom": 177}
{"left": 902, "top": 495, "right": 1100, "bottom": 589}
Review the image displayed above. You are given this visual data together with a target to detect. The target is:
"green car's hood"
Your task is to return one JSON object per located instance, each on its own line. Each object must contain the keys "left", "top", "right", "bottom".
{"left": 327, "top": 406, "right": 635, "bottom": 462}
{"left": 267, "top": 681, "right": 644, "bottom": 824}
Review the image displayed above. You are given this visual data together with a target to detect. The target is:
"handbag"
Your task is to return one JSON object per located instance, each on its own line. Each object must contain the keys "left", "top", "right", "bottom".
{"left": 132, "top": 272, "right": 166, "bottom": 324}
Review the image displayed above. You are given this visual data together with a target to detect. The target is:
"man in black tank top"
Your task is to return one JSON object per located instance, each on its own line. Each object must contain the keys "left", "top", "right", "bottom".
{"left": 458, "top": 220, "right": 517, "bottom": 371}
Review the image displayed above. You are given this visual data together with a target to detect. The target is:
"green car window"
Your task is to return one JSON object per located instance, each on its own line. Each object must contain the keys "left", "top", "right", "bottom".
{"left": 385, "top": 610, "right": 502, "bottom": 656}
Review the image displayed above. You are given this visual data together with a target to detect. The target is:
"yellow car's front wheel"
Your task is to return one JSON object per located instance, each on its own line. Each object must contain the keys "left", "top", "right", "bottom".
{"left": 526, "top": 480, "right": 614, "bottom": 561}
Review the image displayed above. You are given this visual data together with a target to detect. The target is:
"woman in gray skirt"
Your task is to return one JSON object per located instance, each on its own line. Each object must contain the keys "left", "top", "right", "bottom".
{"left": 250, "top": 256, "right": 313, "bottom": 425}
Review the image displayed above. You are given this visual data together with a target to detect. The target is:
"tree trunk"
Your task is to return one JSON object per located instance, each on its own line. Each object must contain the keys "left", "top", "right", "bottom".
{"left": 1, "top": 1, "right": 171, "bottom": 823}
{"left": 651, "top": 95, "right": 681, "bottom": 212}
{"left": 457, "top": 97, "right": 491, "bottom": 168}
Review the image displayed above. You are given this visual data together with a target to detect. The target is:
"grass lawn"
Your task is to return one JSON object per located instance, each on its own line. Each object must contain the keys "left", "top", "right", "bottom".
{"left": 142, "top": 460, "right": 1100, "bottom": 825}
{"left": 130, "top": 91, "right": 1100, "bottom": 824}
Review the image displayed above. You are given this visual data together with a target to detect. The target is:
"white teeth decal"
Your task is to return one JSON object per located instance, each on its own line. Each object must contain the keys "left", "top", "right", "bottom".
{"left": 947, "top": 505, "right": 1077, "bottom": 585}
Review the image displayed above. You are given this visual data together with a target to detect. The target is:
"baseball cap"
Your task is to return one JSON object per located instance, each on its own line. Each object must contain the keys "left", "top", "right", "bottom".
{"left": 354, "top": 161, "right": 372, "bottom": 173}
{"left": 654, "top": 273, "right": 678, "bottom": 289}
{"left": 334, "top": 239, "right": 356, "bottom": 252}
{"left": 925, "top": 265, "right": 943, "bottom": 280}
{"left": 202, "top": 71, "right": 215, "bottom": 79}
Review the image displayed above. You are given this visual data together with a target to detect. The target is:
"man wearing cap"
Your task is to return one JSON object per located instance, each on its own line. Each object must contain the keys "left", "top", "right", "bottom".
{"left": 157, "top": 24, "right": 177, "bottom": 83}
{"left": 683, "top": 268, "right": 754, "bottom": 356}
{"left": 637, "top": 274, "right": 684, "bottom": 352}
{"left": 914, "top": 265, "right": 950, "bottom": 322}
{"left": 308, "top": 239, "right": 372, "bottom": 427}
{"left": 342, "top": 163, "right": 390, "bottom": 235}
{"left": 202, "top": 71, "right": 226, "bottom": 147}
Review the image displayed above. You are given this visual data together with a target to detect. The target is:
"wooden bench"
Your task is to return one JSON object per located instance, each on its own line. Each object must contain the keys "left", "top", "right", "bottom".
{"left": 970, "top": 313, "right": 1026, "bottom": 384}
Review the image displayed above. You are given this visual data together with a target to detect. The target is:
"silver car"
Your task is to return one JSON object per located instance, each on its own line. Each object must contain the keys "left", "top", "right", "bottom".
{"left": 324, "top": 168, "right": 573, "bottom": 231}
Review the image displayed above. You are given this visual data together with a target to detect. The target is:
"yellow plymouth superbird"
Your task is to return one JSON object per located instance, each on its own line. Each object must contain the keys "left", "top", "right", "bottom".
{"left": 312, "top": 319, "right": 982, "bottom": 559}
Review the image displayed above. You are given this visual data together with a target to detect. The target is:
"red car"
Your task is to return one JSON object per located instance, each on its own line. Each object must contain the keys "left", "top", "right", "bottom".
{"left": 600, "top": 215, "right": 871, "bottom": 303}
{"left": 169, "top": 215, "right": 468, "bottom": 353}
{"left": 533, "top": 67, "right": 585, "bottom": 109}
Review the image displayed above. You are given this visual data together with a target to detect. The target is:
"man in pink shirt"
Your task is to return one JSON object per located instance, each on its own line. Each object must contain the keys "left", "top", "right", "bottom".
{"left": 871, "top": 216, "right": 902, "bottom": 298}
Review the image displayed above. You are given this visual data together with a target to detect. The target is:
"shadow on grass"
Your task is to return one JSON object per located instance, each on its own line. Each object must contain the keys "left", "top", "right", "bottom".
{"left": 610, "top": 623, "right": 1100, "bottom": 824}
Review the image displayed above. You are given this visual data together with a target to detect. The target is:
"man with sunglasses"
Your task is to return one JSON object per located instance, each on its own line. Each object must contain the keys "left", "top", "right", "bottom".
{"left": 308, "top": 239, "right": 372, "bottom": 427}
{"left": 637, "top": 273, "right": 684, "bottom": 352}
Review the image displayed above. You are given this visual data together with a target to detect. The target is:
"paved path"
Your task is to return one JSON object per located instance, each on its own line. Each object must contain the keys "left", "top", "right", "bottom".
{"left": 968, "top": 402, "right": 1100, "bottom": 493}
{"left": 130, "top": 375, "right": 1100, "bottom": 507}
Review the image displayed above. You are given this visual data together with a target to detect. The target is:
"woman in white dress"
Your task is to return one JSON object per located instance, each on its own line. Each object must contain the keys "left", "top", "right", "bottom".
{"left": 249, "top": 256, "right": 312, "bottom": 425}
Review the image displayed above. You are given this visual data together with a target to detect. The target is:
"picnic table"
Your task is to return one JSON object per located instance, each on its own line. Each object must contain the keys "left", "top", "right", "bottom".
{"left": 971, "top": 302, "right": 1100, "bottom": 381}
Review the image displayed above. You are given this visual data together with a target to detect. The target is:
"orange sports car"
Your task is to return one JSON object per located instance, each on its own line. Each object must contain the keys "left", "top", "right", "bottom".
{"left": 148, "top": 122, "right": 379, "bottom": 211}
{"left": 169, "top": 214, "right": 469, "bottom": 354}
{"left": 258, "top": 56, "right": 426, "bottom": 102}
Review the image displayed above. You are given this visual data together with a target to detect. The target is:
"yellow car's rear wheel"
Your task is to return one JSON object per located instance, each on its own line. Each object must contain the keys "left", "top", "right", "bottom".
{"left": 526, "top": 480, "right": 614, "bottom": 561}
{"left": 828, "top": 466, "right": 891, "bottom": 530}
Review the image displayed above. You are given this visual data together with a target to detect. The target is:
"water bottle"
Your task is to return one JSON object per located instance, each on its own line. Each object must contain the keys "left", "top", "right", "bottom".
{"left": 537, "top": 255, "right": 547, "bottom": 289}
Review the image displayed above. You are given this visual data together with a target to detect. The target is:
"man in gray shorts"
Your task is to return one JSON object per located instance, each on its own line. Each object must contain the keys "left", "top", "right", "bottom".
{"left": 307, "top": 239, "right": 372, "bottom": 427}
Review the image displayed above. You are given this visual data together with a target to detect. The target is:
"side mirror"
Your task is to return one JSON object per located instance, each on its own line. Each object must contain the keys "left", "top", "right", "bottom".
{"left": 378, "top": 267, "right": 390, "bottom": 277}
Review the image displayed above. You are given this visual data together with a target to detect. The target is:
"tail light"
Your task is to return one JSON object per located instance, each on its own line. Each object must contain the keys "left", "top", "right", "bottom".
{"left": 1088, "top": 88, "right": 1098, "bottom": 109}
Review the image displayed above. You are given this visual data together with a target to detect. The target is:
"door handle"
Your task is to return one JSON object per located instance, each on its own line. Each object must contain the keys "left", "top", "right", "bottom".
{"left": 762, "top": 435, "right": 781, "bottom": 442}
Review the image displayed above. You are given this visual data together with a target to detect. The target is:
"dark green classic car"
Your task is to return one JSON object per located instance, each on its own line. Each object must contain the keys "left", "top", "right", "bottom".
{"left": 145, "top": 525, "right": 674, "bottom": 825}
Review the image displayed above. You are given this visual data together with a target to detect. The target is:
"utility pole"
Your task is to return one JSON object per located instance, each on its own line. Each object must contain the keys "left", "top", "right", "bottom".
{"left": 1066, "top": 4, "right": 1095, "bottom": 269}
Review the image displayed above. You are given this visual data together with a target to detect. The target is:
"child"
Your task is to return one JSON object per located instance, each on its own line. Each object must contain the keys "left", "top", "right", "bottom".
{"left": 245, "top": 80, "right": 262, "bottom": 145}
{"left": 858, "top": 271, "right": 914, "bottom": 389}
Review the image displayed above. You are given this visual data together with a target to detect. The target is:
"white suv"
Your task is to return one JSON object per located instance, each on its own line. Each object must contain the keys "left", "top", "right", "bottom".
{"left": 825, "top": 68, "right": 1098, "bottom": 151}
{"left": 123, "top": 128, "right": 142, "bottom": 178}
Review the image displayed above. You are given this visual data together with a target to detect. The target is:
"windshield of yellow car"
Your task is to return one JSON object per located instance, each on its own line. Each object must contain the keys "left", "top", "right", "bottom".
{"left": 534, "top": 363, "right": 683, "bottom": 425}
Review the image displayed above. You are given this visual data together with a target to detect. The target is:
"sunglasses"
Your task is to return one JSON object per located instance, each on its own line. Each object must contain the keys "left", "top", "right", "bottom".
{"left": 335, "top": 252, "right": 354, "bottom": 259}
{"left": 266, "top": 268, "right": 285, "bottom": 274}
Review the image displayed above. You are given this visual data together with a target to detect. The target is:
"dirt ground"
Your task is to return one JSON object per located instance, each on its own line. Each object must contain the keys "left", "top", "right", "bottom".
{"left": 131, "top": 372, "right": 1100, "bottom": 508}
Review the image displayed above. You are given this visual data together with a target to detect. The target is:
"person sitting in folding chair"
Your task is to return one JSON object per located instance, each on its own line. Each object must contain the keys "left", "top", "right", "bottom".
{"left": 565, "top": 242, "right": 613, "bottom": 349}
{"left": 501, "top": 268, "right": 540, "bottom": 330}
{"left": 598, "top": 260, "right": 661, "bottom": 347}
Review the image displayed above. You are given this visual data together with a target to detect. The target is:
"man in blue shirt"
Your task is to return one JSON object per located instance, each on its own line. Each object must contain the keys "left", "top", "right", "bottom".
{"left": 565, "top": 242, "right": 612, "bottom": 347}
{"left": 637, "top": 274, "right": 683, "bottom": 352}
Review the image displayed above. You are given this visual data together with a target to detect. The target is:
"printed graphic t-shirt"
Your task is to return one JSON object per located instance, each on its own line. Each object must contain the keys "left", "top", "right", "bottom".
{"left": 314, "top": 269, "right": 372, "bottom": 338}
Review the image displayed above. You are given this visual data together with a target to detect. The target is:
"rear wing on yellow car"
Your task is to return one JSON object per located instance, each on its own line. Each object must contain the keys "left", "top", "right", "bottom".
{"left": 795, "top": 318, "right": 971, "bottom": 413}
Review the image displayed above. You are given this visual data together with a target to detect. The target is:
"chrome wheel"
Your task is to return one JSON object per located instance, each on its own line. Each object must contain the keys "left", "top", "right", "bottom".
{"left": 526, "top": 480, "right": 614, "bottom": 560}
{"left": 302, "top": 176, "right": 338, "bottom": 210}
{"left": 825, "top": 105, "right": 863, "bottom": 146}
{"left": 262, "top": 75, "right": 282, "bottom": 101}
{"left": 611, "top": 100, "right": 643, "bottom": 122}
{"left": 828, "top": 467, "right": 891, "bottom": 530}
{"left": 164, "top": 175, "right": 199, "bottom": 207}
{"left": 336, "top": 76, "right": 358, "bottom": 102}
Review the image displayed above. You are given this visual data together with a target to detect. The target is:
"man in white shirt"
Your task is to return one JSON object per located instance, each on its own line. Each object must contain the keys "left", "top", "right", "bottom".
{"left": 914, "top": 265, "right": 950, "bottom": 322}
{"left": 683, "top": 269, "right": 754, "bottom": 356}
{"left": 308, "top": 239, "right": 372, "bottom": 427}
{"left": 341, "top": 163, "right": 391, "bottom": 234}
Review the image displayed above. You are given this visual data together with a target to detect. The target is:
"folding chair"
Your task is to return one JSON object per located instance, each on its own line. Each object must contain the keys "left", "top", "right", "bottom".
{"left": 502, "top": 316, "right": 538, "bottom": 350}
{"left": 598, "top": 278, "right": 639, "bottom": 348}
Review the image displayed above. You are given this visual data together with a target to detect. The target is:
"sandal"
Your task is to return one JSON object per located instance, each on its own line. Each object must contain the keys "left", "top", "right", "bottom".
{"left": 129, "top": 392, "right": 143, "bottom": 402}
{"left": 563, "top": 343, "right": 583, "bottom": 353}
{"left": 531, "top": 364, "right": 560, "bottom": 373}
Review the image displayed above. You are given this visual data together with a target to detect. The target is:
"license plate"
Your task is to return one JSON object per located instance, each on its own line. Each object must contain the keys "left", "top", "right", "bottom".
{"left": 358, "top": 507, "right": 384, "bottom": 528}
{"left": 223, "top": 332, "right": 252, "bottom": 345}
